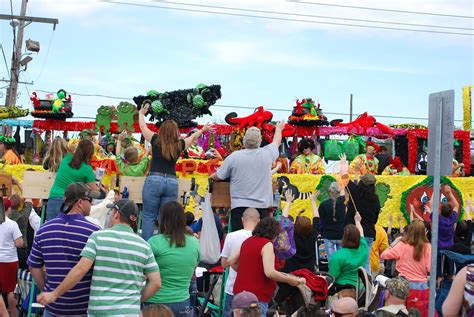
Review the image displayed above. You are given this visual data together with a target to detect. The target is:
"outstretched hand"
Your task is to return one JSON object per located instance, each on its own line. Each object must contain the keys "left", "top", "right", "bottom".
{"left": 310, "top": 190, "right": 320, "bottom": 203}
{"left": 338, "top": 154, "right": 349, "bottom": 175}
{"left": 285, "top": 189, "right": 295, "bottom": 203}
{"left": 139, "top": 102, "right": 150, "bottom": 116}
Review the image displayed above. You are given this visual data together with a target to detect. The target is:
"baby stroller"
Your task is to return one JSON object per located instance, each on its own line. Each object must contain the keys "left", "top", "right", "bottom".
{"left": 274, "top": 271, "right": 335, "bottom": 316}
{"left": 435, "top": 250, "right": 474, "bottom": 316}
{"left": 315, "top": 237, "right": 329, "bottom": 272}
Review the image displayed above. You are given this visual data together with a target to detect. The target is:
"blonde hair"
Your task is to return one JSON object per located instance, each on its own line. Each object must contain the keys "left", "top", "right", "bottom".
{"left": 402, "top": 220, "right": 429, "bottom": 261}
{"left": 43, "top": 137, "right": 69, "bottom": 172}
{"left": 123, "top": 146, "right": 139, "bottom": 164}
{"left": 156, "top": 120, "right": 180, "bottom": 161}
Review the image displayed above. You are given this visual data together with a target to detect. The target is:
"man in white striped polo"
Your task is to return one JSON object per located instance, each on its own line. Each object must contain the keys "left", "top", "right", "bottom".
{"left": 38, "top": 199, "right": 162, "bottom": 316}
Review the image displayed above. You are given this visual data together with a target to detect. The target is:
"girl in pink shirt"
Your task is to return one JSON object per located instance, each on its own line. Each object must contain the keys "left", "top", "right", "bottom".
{"left": 381, "top": 219, "right": 431, "bottom": 317}
{"left": 381, "top": 220, "right": 431, "bottom": 282}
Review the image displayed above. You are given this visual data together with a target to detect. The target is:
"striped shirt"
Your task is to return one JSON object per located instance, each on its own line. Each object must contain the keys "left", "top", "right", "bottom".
{"left": 80, "top": 223, "right": 159, "bottom": 316}
{"left": 27, "top": 213, "right": 101, "bottom": 315}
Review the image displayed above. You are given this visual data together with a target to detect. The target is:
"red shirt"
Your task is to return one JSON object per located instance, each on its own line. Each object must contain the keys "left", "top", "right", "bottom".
{"left": 233, "top": 236, "right": 276, "bottom": 302}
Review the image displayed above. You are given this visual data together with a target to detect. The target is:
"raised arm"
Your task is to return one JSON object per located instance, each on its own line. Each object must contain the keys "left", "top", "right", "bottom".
{"left": 271, "top": 121, "right": 285, "bottom": 148}
{"left": 310, "top": 190, "right": 320, "bottom": 219}
{"left": 387, "top": 213, "right": 393, "bottom": 238}
{"left": 466, "top": 199, "right": 472, "bottom": 221}
{"left": 138, "top": 103, "right": 155, "bottom": 142}
{"left": 355, "top": 212, "right": 364, "bottom": 237}
{"left": 282, "top": 189, "right": 294, "bottom": 218}
{"left": 445, "top": 186, "right": 459, "bottom": 212}
{"left": 184, "top": 124, "right": 212, "bottom": 150}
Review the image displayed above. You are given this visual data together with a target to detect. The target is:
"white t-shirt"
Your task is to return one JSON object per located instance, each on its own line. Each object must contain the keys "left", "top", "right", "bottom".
{"left": 221, "top": 229, "right": 253, "bottom": 295}
{"left": 217, "top": 143, "right": 278, "bottom": 209}
{"left": 0, "top": 217, "right": 22, "bottom": 262}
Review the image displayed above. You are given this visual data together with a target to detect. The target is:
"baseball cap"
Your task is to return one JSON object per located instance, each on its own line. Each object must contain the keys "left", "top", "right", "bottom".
{"left": 106, "top": 199, "right": 139, "bottom": 222}
{"left": 232, "top": 291, "right": 259, "bottom": 310}
{"left": 386, "top": 276, "right": 410, "bottom": 300}
{"left": 3, "top": 198, "right": 11, "bottom": 210}
{"left": 79, "top": 129, "right": 98, "bottom": 137}
{"left": 360, "top": 173, "right": 376, "bottom": 186}
{"left": 64, "top": 182, "right": 101, "bottom": 207}
{"left": 243, "top": 127, "right": 262, "bottom": 148}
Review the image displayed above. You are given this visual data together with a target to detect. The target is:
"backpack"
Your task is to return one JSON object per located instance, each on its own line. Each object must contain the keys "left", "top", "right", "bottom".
{"left": 273, "top": 215, "right": 296, "bottom": 260}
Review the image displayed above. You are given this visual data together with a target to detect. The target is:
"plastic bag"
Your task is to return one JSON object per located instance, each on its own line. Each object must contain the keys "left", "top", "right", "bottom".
{"left": 343, "top": 136, "right": 360, "bottom": 161}
{"left": 200, "top": 193, "right": 221, "bottom": 264}
{"left": 273, "top": 215, "right": 296, "bottom": 260}
{"left": 323, "top": 139, "right": 342, "bottom": 161}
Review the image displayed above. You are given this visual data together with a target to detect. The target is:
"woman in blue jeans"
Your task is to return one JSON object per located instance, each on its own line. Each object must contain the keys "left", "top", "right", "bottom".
{"left": 138, "top": 103, "right": 212, "bottom": 241}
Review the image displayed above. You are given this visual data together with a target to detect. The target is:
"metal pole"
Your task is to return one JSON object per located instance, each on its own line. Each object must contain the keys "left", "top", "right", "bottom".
{"left": 428, "top": 99, "right": 443, "bottom": 317}
{"left": 349, "top": 94, "right": 353, "bottom": 121}
{"left": 6, "top": 0, "right": 28, "bottom": 107}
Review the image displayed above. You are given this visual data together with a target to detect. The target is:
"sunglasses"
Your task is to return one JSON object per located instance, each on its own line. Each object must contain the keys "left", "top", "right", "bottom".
{"left": 80, "top": 197, "right": 93, "bottom": 203}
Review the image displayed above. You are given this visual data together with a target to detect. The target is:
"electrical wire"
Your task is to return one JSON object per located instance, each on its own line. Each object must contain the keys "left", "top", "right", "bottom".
{"left": 154, "top": 1, "right": 474, "bottom": 31}
{"left": 287, "top": 0, "right": 474, "bottom": 19}
{"left": 32, "top": 88, "right": 466, "bottom": 122}
{"left": 34, "top": 29, "right": 55, "bottom": 83}
{"left": 0, "top": 44, "right": 10, "bottom": 79}
{"left": 9, "top": 0, "right": 16, "bottom": 47}
{"left": 100, "top": 1, "right": 474, "bottom": 36}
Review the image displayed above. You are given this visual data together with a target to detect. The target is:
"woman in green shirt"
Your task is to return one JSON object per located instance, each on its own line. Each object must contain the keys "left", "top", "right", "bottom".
{"left": 146, "top": 201, "right": 200, "bottom": 317}
{"left": 328, "top": 212, "right": 368, "bottom": 299}
{"left": 46, "top": 140, "right": 103, "bottom": 221}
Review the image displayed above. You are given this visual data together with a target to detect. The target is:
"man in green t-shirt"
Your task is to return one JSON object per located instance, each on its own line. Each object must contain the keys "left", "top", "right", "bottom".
{"left": 38, "top": 199, "right": 162, "bottom": 316}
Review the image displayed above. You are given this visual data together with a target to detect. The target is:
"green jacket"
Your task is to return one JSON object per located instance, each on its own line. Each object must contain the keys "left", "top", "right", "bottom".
{"left": 328, "top": 236, "right": 368, "bottom": 287}
{"left": 116, "top": 155, "right": 149, "bottom": 177}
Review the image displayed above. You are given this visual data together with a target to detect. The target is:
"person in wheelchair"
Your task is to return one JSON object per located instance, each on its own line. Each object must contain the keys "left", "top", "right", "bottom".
{"left": 328, "top": 212, "right": 368, "bottom": 300}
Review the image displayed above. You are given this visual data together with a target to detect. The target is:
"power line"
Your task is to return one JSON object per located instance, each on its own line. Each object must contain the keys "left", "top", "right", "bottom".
{"left": 9, "top": 0, "right": 16, "bottom": 47}
{"left": 287, "top": 0, "right": 474, "bottom": 19}
{"left": 32, "top": 88, "right": 466, "bottom": 122}
{"left": 154, "top": 1, "right": 473, "bottom": 31}
{"left": 101, "top": 1, "right": 474, "bottom": 36}
{"left": 35, "top": 89, "right": 133, "bottom": 100}
{"left": 34, "top": 29, "right": 55, "bottom": 83}
{"left": 0, "top": 44, "right": 10, "bottom": 79}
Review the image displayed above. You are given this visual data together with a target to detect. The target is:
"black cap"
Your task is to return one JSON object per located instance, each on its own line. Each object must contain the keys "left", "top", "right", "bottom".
{"left": 64, "top": 182, "right": 101, "bottom": 206}
{"left": 107, "top": 199, "right": 139, "bottom": 222}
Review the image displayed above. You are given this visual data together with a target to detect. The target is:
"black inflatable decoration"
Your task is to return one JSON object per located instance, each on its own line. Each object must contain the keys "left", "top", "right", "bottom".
{"left": 133, "top": 84, "right": 221, "bottom": 128}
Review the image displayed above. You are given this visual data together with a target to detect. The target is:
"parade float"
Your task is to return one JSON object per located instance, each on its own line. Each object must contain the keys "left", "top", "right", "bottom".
{"left": 0, "top": 85, "right": 472, "bottom": 226}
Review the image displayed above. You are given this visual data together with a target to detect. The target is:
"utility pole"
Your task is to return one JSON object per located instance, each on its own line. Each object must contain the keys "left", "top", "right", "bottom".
{"left": 5, "top": 0, "right": 28, "bottom": 107}
{"left": 349, "top": 93, "right": 353, "bottom": 121}
{"left": 1, "top": 0, "right": 58, "bottom": 106}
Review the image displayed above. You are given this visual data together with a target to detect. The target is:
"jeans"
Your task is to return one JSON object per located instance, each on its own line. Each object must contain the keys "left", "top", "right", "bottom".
{"left": 141, "top": 175, "right": 178, "bottom": 241}
{"left": 259, "top": 302, "right": 268, "bottom": 317}
{"left": 223, "top": 293, "right": 233, "bottom": 317}
{"left": 364, "top": 237, "right": 374, "bottom": 276}
{"left": 158, "top": 299, "right": 193, "bottom": 317}
{"left": 408, "top": 281, "right": 429, "bottom": 290}
{"left": 324, "top": 239, "right": 341, "bottom": 261}
{"left": 46, "top": 197, "right": 64, "bottom": 221}
{"left": 189, "top": 277, "right": 197, "bottom": 317}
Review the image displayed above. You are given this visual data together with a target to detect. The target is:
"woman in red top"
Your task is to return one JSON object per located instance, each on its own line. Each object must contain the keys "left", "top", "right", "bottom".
{"left": 229, "top": 218, "right": 305, "bottom": 316}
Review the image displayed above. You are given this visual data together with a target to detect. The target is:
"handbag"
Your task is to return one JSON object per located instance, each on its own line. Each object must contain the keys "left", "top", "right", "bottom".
{"left": 199, "top": 193, "right": 221, "bottom": 264}
{"left": 273, "top": 215, "right": 296, "bottom": 260}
